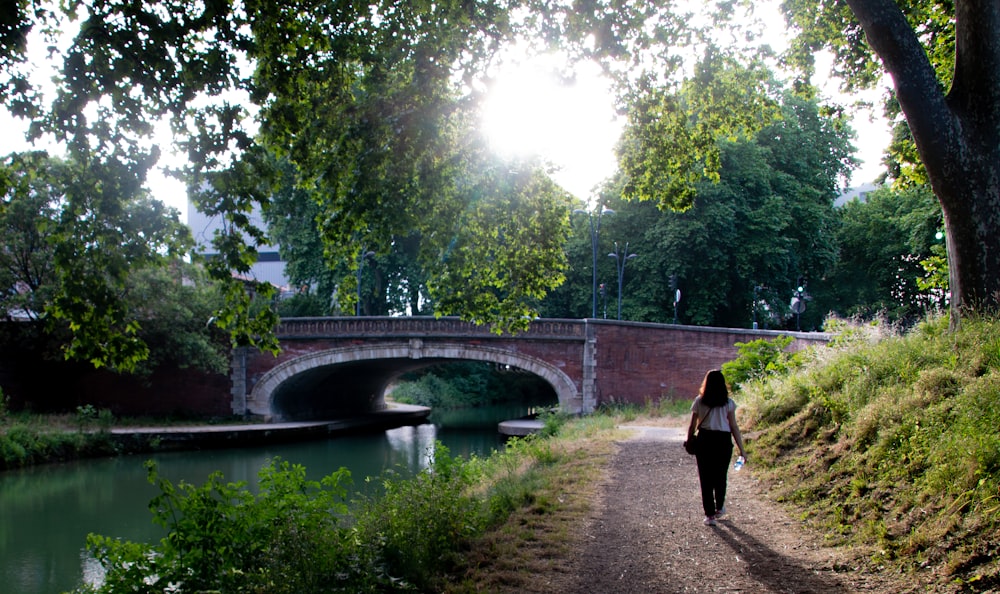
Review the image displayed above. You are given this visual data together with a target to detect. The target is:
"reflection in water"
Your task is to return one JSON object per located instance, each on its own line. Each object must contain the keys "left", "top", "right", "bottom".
{"left": 0, "top": 402, "right": 537, "bottom": 594}
{"left": 385, "top": 424, "right": 438, "bottom": 471}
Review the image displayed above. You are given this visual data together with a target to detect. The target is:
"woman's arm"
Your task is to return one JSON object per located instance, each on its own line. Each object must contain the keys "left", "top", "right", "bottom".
{"left": 728, "top": 407, "right": 746, "bottom": 459}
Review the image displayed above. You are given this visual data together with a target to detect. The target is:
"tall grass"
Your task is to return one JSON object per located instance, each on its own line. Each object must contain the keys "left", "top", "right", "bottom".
{"left": 739, "top": 314, "right": 1000, "bottom": 588}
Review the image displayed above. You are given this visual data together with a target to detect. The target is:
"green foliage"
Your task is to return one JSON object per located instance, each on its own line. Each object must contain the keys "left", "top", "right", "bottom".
{"left": 818, "top": 185, "right": 944, "bottom": 324}
{"left": 391, "top": 373, "right": 466, "bottom": 408}
{"left": 76, "top": 439, "right": 573, "bottom": 593}
{"left": 0, "top": 152, "right": 201, "bottom": 372}
{"left": 428, "top": 164, "right": 572, "bottom": 333}
{"left": 126, "top": 263, "right": 232, "bottom": 375}
{"left": 74, "top": 404, "right": 98, "bottom": 431}
{"left": 547, "top": 91, "right": 853, "bottom": 327}
{"left": 391, "top": 361, "right": 554, "bottom": 409}
{"left": 353, "top": 443, "right": 488, "bottom": 590}
{"left": 0, "top": 422, "right": 117, "bottom": 471}
{"left": 84, "top": 459, "right": 354, "bottom": 594}
{"left": 537, "top": 409, "right": 569, "bottom": 437}
{"left": 275, "top": 292, "right": 331, "bottom": 317}
{"left": 741, "top": 315, "right": 1000, "bottom": 582}
{"left": 722, "top": 335, "right": 800, "bottom": 388}
{"left": 619, "top": 47, "right": 782, "bottom": 210}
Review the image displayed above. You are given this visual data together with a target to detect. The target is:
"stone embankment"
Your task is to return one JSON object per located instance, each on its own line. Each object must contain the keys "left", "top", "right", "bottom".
{"left": 107, "top": 403, "right": 431, "bottom": 451}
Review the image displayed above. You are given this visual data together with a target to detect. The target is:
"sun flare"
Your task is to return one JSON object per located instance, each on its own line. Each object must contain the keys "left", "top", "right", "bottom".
{"left": 480, "top": 56, "right": 624, "bottom": 198}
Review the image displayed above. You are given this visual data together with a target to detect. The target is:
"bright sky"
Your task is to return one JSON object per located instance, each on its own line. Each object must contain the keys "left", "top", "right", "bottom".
{"left": 3, "top": 5, "right": 891, "bottom": 217}
{"left": 480, "top": 54, "right": 891, "bottom": 202}
{"left": 480, "top": 55, "right": 625, "bottom": 200}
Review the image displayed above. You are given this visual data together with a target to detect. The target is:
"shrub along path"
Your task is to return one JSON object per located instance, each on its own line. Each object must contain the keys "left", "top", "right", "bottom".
{"left": 554, "top": 424, "right": 927, "bottom": 594}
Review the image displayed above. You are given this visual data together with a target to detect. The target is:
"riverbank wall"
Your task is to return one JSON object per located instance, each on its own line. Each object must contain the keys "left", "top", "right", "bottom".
{"left": 108, "top": 404, "right": 432, "bottom": 452}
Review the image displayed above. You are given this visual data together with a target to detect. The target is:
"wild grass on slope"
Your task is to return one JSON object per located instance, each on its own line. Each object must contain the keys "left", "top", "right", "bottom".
{"left": 740, "top": 315, "right": 1000, "bottom": 591}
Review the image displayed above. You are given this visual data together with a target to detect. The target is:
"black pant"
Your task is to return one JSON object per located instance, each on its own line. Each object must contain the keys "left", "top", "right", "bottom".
{"left": 695, "top": 429, "right": 734, "bottom": 517}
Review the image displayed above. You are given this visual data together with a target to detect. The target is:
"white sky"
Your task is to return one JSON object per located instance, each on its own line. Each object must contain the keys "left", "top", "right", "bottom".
{"left": 480, "top": 55, "right": 625, "bottom": 200}
{"left": 481, "top": 53, "right": 892, "bottom": 202}
{"left": 3, "top": 3, "right": 892, "bottom": 217}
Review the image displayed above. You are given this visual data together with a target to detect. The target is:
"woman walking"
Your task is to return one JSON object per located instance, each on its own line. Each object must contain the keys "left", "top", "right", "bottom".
{"left": 687, "top": 369, "right": 747, "bottom": 526}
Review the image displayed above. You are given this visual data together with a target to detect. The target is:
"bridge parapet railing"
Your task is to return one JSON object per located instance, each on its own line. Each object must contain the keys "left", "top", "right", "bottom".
{"left": 276, "top": 316, "right": 587, "bottom": 341}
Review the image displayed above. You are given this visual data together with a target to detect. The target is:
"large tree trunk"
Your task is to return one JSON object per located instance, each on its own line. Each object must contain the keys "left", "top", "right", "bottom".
{"left": 847, "top": 0, "right": 1000, "bottom": 317}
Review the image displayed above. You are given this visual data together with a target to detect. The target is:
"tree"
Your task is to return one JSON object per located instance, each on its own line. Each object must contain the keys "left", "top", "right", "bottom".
{"left": 604, "top": 88, "right": 853, "bottom": 328}
{"left": 618, "top": 47, "right": 783, "bottom": 210}
{"left": 781, "top": 0, "right": 998, "bottom": 320}
{"left": 0, "top": 152, "right": 194, "bottom": 371}
{"left": 0, "top": 0, "right": 579, "bottom": 364}
{"left": 816, "top": 185, "right": 943, "bottom": 324}
{"left": 428, "top": 158, "right": 572, "bottom": 331}
{"left": 0, "top": 152, "right": 59, "bottom": 322}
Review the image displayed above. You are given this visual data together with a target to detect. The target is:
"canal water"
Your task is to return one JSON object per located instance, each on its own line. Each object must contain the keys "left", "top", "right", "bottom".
{"left": 0, "top": 403, "right": 539, "bottom": 594}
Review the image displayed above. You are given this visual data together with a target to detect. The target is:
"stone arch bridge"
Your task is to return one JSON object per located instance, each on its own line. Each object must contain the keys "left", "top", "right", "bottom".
{"left": 231, "top": 317, "right": 828, "bottom": 422}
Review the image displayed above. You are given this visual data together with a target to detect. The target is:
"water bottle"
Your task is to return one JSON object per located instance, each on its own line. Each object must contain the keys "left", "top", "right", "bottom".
{"left": 733, "top": 456, "right": 745, "bottom": 472}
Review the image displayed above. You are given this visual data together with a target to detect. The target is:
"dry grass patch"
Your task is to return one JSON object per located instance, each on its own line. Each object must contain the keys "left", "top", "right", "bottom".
{"left": 442, "top": 433, "right": 620, "bottom": 594}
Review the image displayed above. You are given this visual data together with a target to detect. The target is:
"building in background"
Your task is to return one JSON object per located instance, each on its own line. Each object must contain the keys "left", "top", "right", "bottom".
{"left": 835, "top": 182, "right": 878, "bottom": 208}
{"left": 186, "top": 198, "right": 291, "bottom": 293}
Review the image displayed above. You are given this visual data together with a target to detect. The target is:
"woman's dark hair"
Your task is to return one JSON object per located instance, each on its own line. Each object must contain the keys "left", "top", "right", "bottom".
{"left": 699, "top": 369, "right": 729, "bottom": 407}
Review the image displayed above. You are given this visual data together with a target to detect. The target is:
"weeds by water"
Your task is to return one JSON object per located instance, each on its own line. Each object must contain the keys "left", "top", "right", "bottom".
{"left": 0, "top": 411, "right": 121, "bottom": 470}
{"left": 71, "top": 434, "right": 596, "bottom": 593}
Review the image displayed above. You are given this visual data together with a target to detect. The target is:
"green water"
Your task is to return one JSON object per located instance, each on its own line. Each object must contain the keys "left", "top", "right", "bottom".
{"left": 0, "top": 404, "right": 533, "bottom": 594}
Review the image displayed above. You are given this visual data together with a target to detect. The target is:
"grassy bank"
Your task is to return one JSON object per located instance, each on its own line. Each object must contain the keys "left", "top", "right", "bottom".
{"left": 0, "top": 407, "right": 258, "bottom": 470}
{"left": 739, "top": 315, "right": 1000, "bottom": 590}
{"left": 0, "top": 408, "right": 123, "bottom": 470}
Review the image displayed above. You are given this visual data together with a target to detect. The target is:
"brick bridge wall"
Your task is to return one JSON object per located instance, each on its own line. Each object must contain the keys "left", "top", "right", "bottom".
{"left": 234, "top": 317, "right": 828, "bottom": 421}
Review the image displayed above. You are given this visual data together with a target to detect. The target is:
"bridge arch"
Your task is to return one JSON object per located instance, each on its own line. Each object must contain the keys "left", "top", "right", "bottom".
{"left": 247, "top": 340, "right": 580, "bottom": 421}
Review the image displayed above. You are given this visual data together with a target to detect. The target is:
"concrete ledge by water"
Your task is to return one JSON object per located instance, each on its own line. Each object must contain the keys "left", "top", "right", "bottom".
{"left": 497, "top": 419, "right": 543, "bottom": 437}
{"left": 108, "top": 403, "right": 432, "bottom": 451}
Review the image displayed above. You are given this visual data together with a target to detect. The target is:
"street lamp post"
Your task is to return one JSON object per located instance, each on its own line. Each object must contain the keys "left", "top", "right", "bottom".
{"left": 608, "top": 241, "right": 637, "bottom": 320}
{"left": 356, "top": 249, "right": 375, "bottom": 316}
{"left": 790, "top": 283, "right": 806, "bottom": 331}
{"left": 753, "top": 285, "right": 761, "bottom": 330}
{"left": 574, "top": 206, "right": 614, "bottom": 318}
{"left": 669, "top": 273, "right": 680, "bottom": 324}
{"left": 673, "top": 288, "right": 681, "bottom": 325}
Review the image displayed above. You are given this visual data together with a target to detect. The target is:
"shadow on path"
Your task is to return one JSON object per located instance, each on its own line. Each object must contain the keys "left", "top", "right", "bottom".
{"left": 713, "top": 521, "right": 850, "bottom": 593}
{"left": 566, "top": 427, "right": 856, "bottom": 593}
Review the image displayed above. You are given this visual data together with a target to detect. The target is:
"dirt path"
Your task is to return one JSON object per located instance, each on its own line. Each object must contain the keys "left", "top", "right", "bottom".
{"left": 561, "top": 426, "right": 911, "bottom": 594}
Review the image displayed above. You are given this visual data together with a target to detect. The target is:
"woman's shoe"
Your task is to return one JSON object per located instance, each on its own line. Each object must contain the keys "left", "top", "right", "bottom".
{"left": 703, "top": 516, "right": 717, "bottom": 526}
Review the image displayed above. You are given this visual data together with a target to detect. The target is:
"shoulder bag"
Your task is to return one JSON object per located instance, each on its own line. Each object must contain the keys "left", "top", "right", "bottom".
{"left": 683, "top": 412, "right": 704, "bottom": 455}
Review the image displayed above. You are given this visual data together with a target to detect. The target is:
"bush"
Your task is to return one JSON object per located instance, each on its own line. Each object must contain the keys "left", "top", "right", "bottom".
{"left": 352, "top": 443, "right": 488, "bottom": 590}
{"left": 80, "top": 459, "right": 355, "bottom": 594}
{"left": 722, "top": 335, "right": 800, "bottom": 388}
{"left": 76, "top": 443, "right": 514, "bottom": 593}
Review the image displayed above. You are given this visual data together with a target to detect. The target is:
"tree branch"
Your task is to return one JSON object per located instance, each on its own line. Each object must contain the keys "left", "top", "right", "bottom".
{"left": 845, "top": 0, "right": 961, "bottom": 197}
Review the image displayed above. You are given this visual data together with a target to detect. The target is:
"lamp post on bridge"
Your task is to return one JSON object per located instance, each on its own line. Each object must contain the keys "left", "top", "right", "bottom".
{"left": 356, "top": 248, "right": 375, "bottom": 316}
{"left": 573, "top": 205, "right": 614, "bottom": 318}
{"left": 608, "top": 241, "right": 637, "bottom": 320}
{"left": 790, "top": 281, "right": 807, "bottom": 331}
